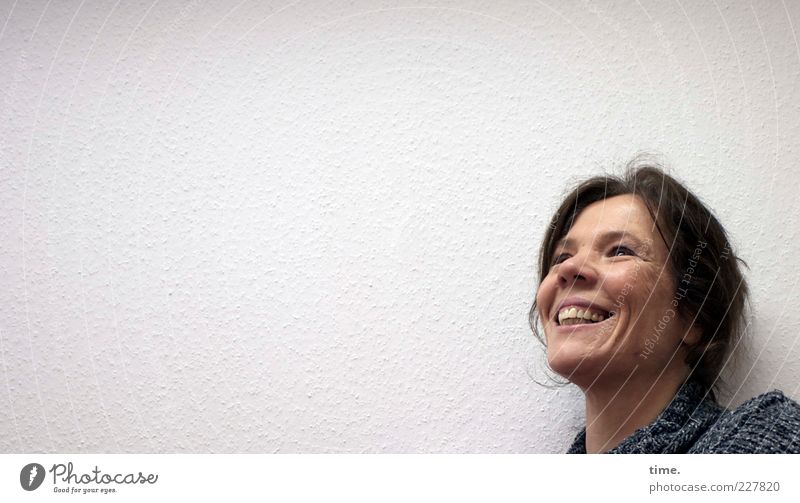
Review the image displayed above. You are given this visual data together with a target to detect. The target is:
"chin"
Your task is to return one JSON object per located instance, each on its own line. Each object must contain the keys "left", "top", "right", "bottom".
{"left": 547, "top": 344, "right": 632, "bottom": 390}
{"left": 543, "top": 317, "right": 627, "bottom": 387}
{"left": 547, "top": 348, "right": 601, "bottom": 386}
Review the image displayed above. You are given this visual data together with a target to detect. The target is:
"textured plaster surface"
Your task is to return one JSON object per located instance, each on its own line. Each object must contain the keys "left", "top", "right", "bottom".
{"left": 1, "top": 0, "right": 799, "bottom": 453}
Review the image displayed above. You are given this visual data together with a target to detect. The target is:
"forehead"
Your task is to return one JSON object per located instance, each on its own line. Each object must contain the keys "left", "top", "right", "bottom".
{"left": 556, "top": 194, "right": 658, "bottom": 246}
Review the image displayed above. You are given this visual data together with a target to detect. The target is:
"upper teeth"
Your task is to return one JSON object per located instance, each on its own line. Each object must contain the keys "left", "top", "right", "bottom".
{"left": 558, "top": 306, "right": 607, "bottom": 324}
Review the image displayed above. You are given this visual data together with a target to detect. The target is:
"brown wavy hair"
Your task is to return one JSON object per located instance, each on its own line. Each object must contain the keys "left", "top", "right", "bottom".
{"left": 528, "top": 156, "right": 749, "bottom": 399}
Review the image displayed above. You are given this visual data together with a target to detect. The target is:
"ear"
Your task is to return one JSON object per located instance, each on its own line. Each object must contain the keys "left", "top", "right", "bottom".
{"left": 681, "top": 323, "right": 702, "bottom": 347}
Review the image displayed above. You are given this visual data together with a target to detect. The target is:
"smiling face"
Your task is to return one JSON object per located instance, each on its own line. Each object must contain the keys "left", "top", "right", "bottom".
{"left": 536, "top": 194, "right": 698, "bottom": 390}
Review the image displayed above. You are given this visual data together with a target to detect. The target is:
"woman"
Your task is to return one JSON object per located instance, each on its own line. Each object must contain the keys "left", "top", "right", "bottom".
{"left": 529, "top": 157, "right": 800, "bottom": 454}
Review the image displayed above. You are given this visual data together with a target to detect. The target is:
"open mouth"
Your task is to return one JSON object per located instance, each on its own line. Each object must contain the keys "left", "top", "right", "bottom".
{"left": 555, "top": 308, "right": 615, "bottom": 327}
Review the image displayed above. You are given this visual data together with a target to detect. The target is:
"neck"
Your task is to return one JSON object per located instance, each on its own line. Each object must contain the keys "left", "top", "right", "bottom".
{"left": 582, "top": 366, "right": 689, "bottom": 454}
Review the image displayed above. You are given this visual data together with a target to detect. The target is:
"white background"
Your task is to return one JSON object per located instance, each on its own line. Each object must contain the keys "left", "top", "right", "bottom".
{"left": 1, "top": 0, "right": 799, "bottom": 453}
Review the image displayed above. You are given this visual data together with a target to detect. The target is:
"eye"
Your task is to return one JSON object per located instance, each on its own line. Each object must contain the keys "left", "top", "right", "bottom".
{"left": 610, "top": 245, "right": 635, "bottom": 257}
{"left": 552, "top": 253, "right": 570, "bottom": 265}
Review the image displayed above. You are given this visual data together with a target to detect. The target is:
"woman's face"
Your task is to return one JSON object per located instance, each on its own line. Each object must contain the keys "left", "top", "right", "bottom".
{"left": 536, "top": 194, "right": 694, "bottom": 389}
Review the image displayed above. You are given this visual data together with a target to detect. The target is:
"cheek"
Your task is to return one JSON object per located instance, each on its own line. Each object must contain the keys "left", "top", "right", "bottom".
{"left": 535, "top": 275, "right": 557, "bottom": 315}
{"left": 621, "top": 268, "right": 672, "bottom": 319}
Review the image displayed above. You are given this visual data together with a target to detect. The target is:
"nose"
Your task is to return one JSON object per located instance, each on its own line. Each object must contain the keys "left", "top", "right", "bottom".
{"left": 557, "top": 251, "right": 597, "bottom": 287}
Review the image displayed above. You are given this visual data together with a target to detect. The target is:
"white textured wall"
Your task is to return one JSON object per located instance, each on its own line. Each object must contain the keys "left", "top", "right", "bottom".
{"left": 1, "top": 0, "right": 799, "bottom": 453}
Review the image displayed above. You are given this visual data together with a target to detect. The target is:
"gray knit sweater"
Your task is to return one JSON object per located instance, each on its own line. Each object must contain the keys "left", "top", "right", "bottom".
{"left": 567, "top": 379, "right": 800, "bottom": 453}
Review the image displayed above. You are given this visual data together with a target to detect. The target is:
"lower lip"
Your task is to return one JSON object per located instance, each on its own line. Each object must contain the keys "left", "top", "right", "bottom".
{"left": 554, "top": 316, "right": 616, "bottom": 333}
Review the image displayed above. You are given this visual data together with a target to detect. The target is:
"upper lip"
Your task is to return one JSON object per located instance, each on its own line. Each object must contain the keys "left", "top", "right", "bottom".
{"left": 554, "top": 296, "right": 612, "bottom": 322}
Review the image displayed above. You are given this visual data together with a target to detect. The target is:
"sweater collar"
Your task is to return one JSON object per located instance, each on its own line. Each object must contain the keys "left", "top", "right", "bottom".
{"left": 567, "top": 379, "right": 725, "bottom": 454}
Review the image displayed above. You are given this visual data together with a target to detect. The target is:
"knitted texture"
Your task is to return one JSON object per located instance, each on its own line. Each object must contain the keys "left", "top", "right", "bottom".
{"left": 566, "top": 380, "right": 800, "bottom": 454}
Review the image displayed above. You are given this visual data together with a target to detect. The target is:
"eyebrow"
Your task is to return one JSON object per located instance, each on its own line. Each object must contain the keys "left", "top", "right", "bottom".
{"left": 554, "top": 231, "right": 646, "bottom": 250}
